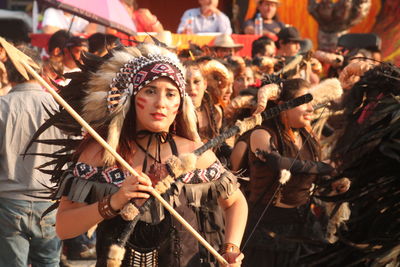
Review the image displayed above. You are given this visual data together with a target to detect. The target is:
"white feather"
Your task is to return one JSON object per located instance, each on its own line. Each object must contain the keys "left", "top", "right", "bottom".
{"left": 82, "top": 91, "right": 108, "bottom": 123}
{"left": 279, "top": 169, "right": 291, "bottom": 185}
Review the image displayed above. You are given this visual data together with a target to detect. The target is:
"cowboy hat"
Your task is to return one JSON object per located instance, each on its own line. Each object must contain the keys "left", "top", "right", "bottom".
{"left": 277, "top": 27, "right": 303, "bottom": 43}
{"left": 211, "top": 34, "right": 244, "bottom": 49}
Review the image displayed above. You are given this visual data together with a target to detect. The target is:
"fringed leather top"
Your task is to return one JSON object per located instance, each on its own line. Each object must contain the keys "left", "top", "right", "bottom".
{"left": 54, "top": 160, "right": 239, "bottom": 267}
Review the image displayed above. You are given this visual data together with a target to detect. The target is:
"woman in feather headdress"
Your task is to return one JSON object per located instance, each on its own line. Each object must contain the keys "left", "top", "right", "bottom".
{"left": 47, "top": 44, "right": 247, "bottom": 267}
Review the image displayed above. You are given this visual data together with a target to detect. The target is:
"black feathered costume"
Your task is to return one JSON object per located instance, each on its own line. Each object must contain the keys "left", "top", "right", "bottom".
{"left": 301, "top": 63, "right": 400, "bottom": 266}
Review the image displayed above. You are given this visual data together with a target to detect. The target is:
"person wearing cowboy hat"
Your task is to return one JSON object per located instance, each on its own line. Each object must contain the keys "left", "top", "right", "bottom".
{"left": 154, "top": 31, "right": 178, "bottom": 51}
{"left": 243, "top": 0, "right": 285, "bottom": 39}
{"left": 211, "top": 34, "right": 244, "bottom": 58}
{"left": 276, "top": 26, "right": 303, "bottom": 57}
{"left": 146, "top": 31, "right": 178, "bottom": 52}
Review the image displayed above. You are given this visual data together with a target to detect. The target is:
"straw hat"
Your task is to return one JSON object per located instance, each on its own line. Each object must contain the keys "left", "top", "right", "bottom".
{"left": 148, "top": 31, "right": 177, "bottom": 49}
{"left": 211, "top": 34, "right": 244, "bottom": 49}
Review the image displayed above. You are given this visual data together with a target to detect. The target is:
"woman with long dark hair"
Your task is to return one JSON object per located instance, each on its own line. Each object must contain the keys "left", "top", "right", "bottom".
{"left": 44, "top": 44, "right": 247, "bottom": 266}
{"left": 242, "top": 78, "right": 349, "bottom": 266}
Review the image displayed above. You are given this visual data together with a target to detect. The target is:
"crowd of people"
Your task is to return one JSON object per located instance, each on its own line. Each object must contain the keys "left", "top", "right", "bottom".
{"left": 0, "top": 0, "right": 398, "bottom": 267}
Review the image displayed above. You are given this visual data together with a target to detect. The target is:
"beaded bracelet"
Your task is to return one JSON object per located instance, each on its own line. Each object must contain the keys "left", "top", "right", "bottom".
{"left": 98, "top": 194, "right": 120, "bottom": 220}
{"left": 220, "top": 242, "right": 240, "bottom": 255}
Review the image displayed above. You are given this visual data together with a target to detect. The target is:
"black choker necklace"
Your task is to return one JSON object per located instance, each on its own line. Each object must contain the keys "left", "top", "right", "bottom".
{"left": 136, "top": 130, "right": 171, "bottom": 143}
{"left": 135, "top": 130, "right": 172, "bottom": 184}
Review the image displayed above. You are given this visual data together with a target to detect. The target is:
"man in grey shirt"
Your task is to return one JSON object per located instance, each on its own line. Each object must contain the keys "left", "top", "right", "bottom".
{"left": 0, "top": 45, "right": 64, "bottom": 267}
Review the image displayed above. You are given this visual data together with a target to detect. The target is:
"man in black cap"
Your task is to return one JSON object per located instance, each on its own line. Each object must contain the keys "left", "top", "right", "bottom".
{"left": 276, "top": 26, "right": 302, "bottom": 57}
{"left": 47, "top": 31, "right": 88, "bottom": 77}
{"left": 62, "top": 36, "right": 88, "bottom": 73}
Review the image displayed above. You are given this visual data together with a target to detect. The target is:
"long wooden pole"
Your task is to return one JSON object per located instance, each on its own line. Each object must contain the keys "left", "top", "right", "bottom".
{"left": 21, "top": 62, "right": 229, "bottom": 265}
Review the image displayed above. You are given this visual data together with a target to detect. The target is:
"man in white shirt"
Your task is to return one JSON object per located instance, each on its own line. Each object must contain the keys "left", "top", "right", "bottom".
{"left": 177, "top": 0, "right": 232, "bottom": 34}
{"left": 42, "top": 7, "right": 94, "bottom": 34}
{"left": 0, "top": 45, "right": 64, "bottom": 267}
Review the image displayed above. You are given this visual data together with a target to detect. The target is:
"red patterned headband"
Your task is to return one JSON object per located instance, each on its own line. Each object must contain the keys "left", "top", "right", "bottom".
{"left": 132, "top": 62, "right": 185, "bottom": 95}
{"left": 107, "top": 55, "right": 185, "bottom": 113}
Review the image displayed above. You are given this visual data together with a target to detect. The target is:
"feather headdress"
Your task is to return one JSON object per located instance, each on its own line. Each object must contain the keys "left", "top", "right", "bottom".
{"left": 45, "top": 44, "right": 200, "bottom": 166}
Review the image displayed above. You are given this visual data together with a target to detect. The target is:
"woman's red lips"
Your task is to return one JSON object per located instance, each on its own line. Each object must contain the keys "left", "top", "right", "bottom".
{"left": 150, "top": 113, "right": 166, "bottom": 120}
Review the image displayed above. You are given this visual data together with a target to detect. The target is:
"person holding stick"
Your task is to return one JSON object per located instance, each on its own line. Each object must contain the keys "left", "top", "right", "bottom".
{"left": 38, "top": 44, "right": 247, "bottom": 266}
{"left": 241, "top": 78, "right": 350, "bottom": 267}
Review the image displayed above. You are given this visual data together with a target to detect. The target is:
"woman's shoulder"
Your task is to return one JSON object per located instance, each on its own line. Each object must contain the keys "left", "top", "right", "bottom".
{"left": 78, "top": 140, "right": 104, "bottom": 166}
{"left": 251, "top": 126, "right": 273, "bottom": 138}
{"left": 250, "top": 127, "right": 274, "bottom": 152}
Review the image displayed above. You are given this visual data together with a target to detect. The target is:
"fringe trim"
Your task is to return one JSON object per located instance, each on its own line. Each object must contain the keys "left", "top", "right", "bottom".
{"left": 178, "top": 171, "right": 239, "bottom": 209}
{"left": 54, "top": 171, "right": 118, "bottom": 203}
{"left": 55, "top": 170, "right": 239, "bottom": 224}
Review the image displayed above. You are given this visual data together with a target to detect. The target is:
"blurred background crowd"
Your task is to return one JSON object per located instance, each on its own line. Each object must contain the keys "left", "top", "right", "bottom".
{"left": 0, "top": 0, "right": 399, "bottom": 266}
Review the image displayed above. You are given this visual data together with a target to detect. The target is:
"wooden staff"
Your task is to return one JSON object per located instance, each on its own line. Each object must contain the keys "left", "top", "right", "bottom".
{"left": 0, "top": 37, "right": 229, "bottom": 266}
{"left": 113, "top": 93, "right": 313, "bottom": 261}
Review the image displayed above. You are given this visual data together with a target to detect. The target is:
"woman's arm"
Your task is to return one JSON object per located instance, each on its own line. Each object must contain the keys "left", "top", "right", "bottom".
{"left": 136, "top": 9, "right": 164, "bottom": 32}
{"left": 250, "top": 129, "right": 334, "bottom": 175}
{"left": 219, "top": 189, "right": 248, "bottom": 247}
{"left": 175, "top": 138, "right": 247, "bottom": 265}
{"left": 56, "top": 173, "right": 153, "bottom": 239}
{"left": 55, "top": 142, "right": 152, "bottom": 239}
{"left": 230, "top": 141, "right": 248, "bottom": 172}
{"left": 219, "top": 188, "right": 248, "bottom": 266}
{"left": 56, "top": 197, "right": 103, "bottom": 239}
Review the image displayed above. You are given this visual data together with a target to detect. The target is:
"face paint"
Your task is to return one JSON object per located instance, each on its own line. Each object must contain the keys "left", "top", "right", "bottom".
{"left": 136, "top": 96, "right": 147, "bottom": 110}
{"left": 135, "top": 77, "right": 181, "bottom": 132}
{"left": 173, "top": 103, "right": 179, "bottom": 114}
